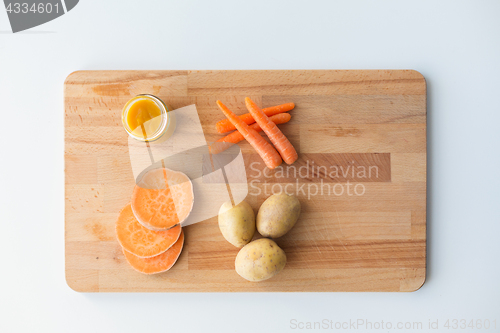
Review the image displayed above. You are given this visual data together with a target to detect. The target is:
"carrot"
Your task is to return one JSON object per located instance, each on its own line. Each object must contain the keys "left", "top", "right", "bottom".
{"left": 216, "top": 100, "right": 282, "bottom": 169}
{"left": 216, "top": 102, "right": 294, "bottom": 133}
{"left": 245, "top": 97, "right": 298, "bottom": 165}
{"left": 210, "top": 113, "right": 292, "bottom": 154}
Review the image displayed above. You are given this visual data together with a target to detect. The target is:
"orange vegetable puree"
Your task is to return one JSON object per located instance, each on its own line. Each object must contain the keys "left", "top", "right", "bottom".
{"left": 126, "top": 98, "right": 162, "bottom": 138}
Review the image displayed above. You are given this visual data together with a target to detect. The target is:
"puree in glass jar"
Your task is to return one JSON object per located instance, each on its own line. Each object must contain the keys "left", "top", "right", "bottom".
{"left": 126, "top": 97, "right": 162, "bottom": 138}
{"left": 122, "top": 95, "right": 174, "bottom": 142}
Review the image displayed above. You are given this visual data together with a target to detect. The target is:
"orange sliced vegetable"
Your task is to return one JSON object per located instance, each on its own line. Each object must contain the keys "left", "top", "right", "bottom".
{"left": 210, "top": 113, "right": 291, "bottom": 154}
{"left": 245, "top": 97, "right": 298, "bottom": 165}
{"left": 123, "top": 230, "right": 184, "bottom": 274}
{"left": 131, "top": 168, "right": 194, "bottom": 231}
{"left": 216, "top": 100, "right": 282, "bottom": 169}
{"left": 216, "top": 103, "right": 295, "bottom": 133}
{"left": 116, "top": 203, "right": 182, "bottom": 258}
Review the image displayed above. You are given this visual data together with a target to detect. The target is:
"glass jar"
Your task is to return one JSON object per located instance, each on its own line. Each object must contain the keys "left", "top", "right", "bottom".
{"left": 122, "top": 94, "right": 176, "bottom": 142}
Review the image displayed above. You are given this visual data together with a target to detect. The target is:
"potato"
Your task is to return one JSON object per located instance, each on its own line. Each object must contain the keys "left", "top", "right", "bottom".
{"left": 218, "top": 200, "right": 255, "bottom": 248}
{"left": 235, "top": 238, "right": 286, "bottom": 281}
{"left": 256, "top": 193, "right": 301, "bottom": 238}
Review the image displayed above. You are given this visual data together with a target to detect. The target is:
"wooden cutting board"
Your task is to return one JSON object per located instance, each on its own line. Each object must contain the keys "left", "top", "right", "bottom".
{"left": 65, "top": 70, "right": 426, "bottom": 292}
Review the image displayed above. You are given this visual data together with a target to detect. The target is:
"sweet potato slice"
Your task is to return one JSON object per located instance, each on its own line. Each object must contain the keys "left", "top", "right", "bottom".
{"left": 131, "top": 168, "right": 194, "bottom": 231}
{"left": 123, "top": 230, "right": 184, "bottom": 274}
{"left": 116, "top": 203, "right": 181, "bottom": 258}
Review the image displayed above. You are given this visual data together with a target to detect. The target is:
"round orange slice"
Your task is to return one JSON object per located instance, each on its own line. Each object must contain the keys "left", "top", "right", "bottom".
{"left": 123, "top": 230, "right": 184, "bottom": 274}
{"left": 116, "top": 203, "right": 181, "bottom": 258}
{"left": 131, "top": 168, "right": 194, "bottom": 231}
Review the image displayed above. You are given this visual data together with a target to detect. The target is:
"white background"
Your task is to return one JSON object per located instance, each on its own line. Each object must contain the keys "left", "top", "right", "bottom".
{"left": 1, "top": 1, "right": 499, "bottom": 332}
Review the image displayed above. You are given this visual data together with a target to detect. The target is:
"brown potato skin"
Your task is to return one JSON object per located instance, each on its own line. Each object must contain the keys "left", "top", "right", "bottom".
{"left": 256, "top": 194, "right": 301, "bottom": 238}
{"left": 235, "top": 238, "right": 286, "bottom": 282}
{"left": 218, "top": 200, "right": 255, "bottom": 248}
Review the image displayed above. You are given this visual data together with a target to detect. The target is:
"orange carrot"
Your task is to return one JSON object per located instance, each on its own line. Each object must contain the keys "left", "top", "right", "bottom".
{"left": 216, "top": 100, "right": 282, "bottom": 169}
{"left": 216, "top": 102, "right": 294, "bottom": 133}
{"left": 210, "top": 113, "right": 292, "bottom": 154}
{"left": 245, "top": 97, "right": 298, "bottom": 165}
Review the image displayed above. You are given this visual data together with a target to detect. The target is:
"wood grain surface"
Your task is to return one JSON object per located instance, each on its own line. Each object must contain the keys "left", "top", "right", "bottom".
{"left": 64, "top": 70, "right": 426, "bottom": 292}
